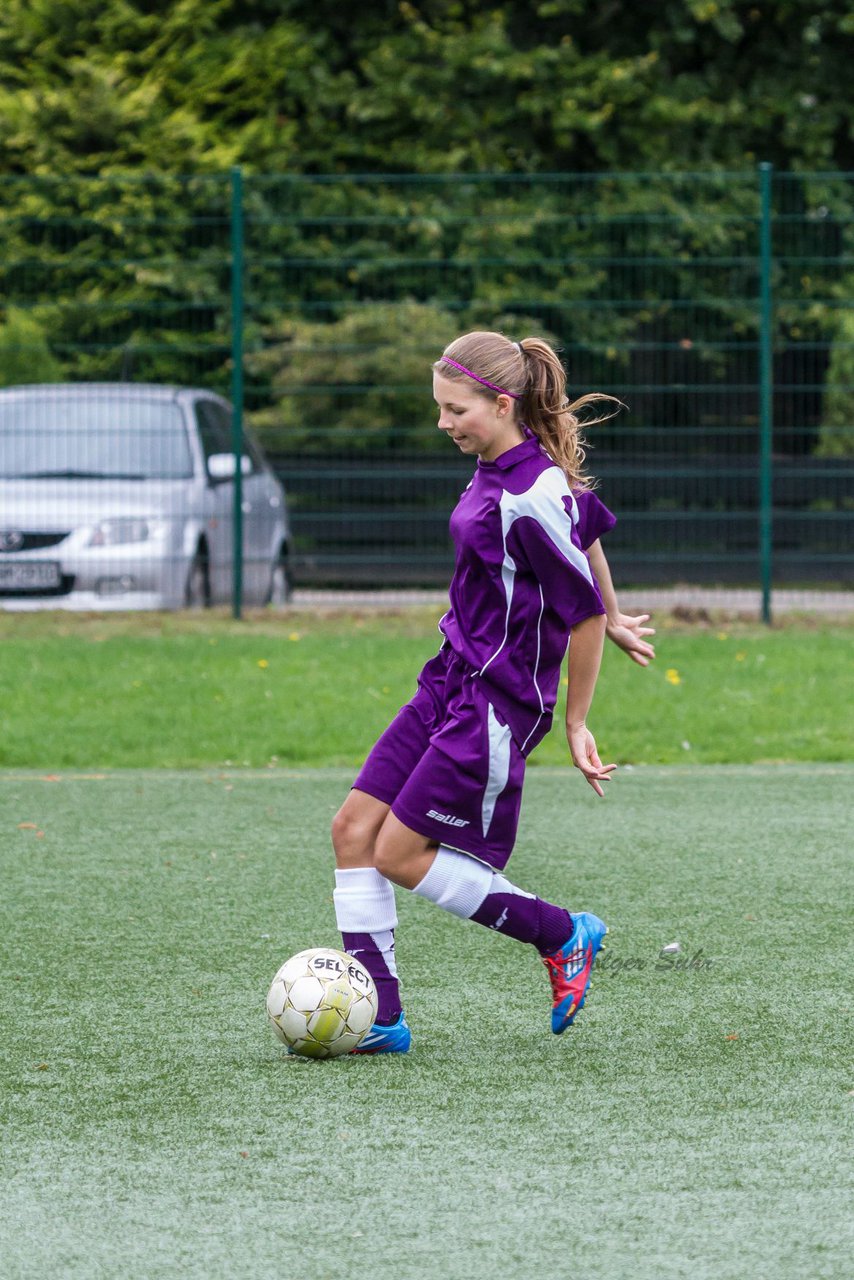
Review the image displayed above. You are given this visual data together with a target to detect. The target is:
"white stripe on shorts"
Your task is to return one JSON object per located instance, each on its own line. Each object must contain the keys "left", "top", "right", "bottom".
{"left": 482, "top": 702, "right": 512, "bottom": 838}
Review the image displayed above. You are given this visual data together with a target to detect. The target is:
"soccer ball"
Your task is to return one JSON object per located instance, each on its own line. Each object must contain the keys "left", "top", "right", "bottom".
{"left": 266, "top": 948, "right": 377, "bottom": 1059}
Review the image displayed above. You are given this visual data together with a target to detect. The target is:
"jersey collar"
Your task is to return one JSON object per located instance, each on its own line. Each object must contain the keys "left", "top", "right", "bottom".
{"left": 477, "top": 426, "right": 542, "bottom": 471}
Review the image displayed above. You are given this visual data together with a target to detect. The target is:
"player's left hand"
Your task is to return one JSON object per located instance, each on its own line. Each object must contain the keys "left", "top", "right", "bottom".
{"left": 606, "top": 612, "right": 656, "bottom": 667}
{"left": 567, "top": 723, "right": 617, "bottom": 797}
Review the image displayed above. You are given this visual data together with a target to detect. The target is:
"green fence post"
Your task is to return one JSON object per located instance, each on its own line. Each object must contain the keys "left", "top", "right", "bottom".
{"left": 758, "top": 162, "right": 774, "bottom": 624}
{"left": 230, "top": 165, "right": 245, "bottom": 620}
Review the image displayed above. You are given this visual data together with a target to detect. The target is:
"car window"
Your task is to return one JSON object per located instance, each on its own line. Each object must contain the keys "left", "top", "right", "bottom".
{"left": 195, "top": 401, "right": 232, "bottom": 463}
{"left": 242, "top": 429, "right": 267, "bottom": 474}
{"left": 195, "top": 400, "right": 260, "bottom": 475}
{"left": 0, "top": 397, "right": 193, "bottom": 480}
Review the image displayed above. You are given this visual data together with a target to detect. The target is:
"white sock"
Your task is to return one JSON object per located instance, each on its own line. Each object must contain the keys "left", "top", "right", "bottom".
{"left": 411, "top": 844, "right": 496, "bottom": 918}
{"left": 333, "top": 866, "right": 398, "bottom": 933}
{"left": 333, "top": 868, "right": 401, "bottom": 1000}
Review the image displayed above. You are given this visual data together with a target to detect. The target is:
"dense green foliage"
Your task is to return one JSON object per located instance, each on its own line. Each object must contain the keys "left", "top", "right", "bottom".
{"left": 2, "top": 168, "right": 848, "bottom": 463}
{"left": 0, "top": 3, "right": 851, "bottom": 465}
{"left": 818, "top": 304, "right": 854, "bottom": 455}
{"left": 247, "top": 299, "right": 560, "bottom": 452}
{"left": 0, "top": 306, "right": 63, "bottom": 386}
{"left": 1, "top": 1, "right": 852, "bottom": 175}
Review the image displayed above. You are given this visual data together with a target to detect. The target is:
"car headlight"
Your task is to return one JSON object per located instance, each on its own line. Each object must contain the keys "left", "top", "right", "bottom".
{"left": 88, "top": 519, "right": 165, "bottom": 547}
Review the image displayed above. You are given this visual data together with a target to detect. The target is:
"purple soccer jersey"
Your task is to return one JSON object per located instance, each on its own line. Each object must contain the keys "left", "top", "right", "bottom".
{"left": 439, "top": 430, "right": 616, "bottom": 755}
{"left": 573, "top": 486, "right": 619, "bottom": 553}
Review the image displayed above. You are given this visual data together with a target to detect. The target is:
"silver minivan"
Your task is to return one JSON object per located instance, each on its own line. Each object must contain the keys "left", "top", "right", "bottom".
{"left": 0, "top": 384, "right": 292, "bottom": 609}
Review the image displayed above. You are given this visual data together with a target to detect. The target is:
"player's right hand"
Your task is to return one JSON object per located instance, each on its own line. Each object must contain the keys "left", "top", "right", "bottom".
{"left": 566, "top": 723, "right": 617, "bottom": 797}
{"left": 606, "top": 612, "right": 656, "bottom": 667}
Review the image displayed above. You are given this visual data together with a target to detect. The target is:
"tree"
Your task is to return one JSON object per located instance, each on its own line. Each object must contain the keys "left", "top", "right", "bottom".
{"left": 0, "top": 307, "right": 63, "bottom": 387}
{"left": 817, "top": 301, "right": 854, "bottom": 456}
{"left": 0, "top": 2, "right": 852, "bottom": 176}
{"left": 246, "top": 299, "right": 559, "bottom": 453}
{"left": 0, "top": 2, "right": 851, "bottom": 456}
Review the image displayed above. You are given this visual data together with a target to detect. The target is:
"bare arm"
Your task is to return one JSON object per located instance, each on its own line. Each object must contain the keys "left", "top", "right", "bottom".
{"left": 587, "top": 539, "right": 656, "bottom": 667}
{"left": 565, "top": 613, "right": 616, "bottom": 797}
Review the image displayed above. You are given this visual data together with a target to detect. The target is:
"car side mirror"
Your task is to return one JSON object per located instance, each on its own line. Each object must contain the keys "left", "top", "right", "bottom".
{"left": 208, "top": 453, "right": 252, "bottom": 482}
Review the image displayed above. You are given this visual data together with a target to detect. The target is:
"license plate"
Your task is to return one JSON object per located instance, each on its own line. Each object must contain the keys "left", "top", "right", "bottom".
{"left": 0, "top": 560, "right": 62, "bottom": 590}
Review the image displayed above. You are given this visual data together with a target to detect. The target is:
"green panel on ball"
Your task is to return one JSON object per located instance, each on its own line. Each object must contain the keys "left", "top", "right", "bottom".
{"left": 309, "top": 1008, "right": 344, "bottom": 1044}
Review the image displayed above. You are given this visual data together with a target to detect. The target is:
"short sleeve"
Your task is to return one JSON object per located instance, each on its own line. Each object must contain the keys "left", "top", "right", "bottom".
{"left": 572, "top": 489, "right": 617, "bottom": 551}
{"left": 505, "top": 486, "right": 606, "bottom": 632}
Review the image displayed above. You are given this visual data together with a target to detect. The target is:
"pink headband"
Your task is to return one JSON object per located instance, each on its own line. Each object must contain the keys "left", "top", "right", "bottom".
{"left": 439, "top": 356, "right": 521, "bottom": 399}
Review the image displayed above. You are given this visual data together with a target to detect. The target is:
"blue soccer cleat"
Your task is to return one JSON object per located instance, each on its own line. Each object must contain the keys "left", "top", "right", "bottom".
{"left": 542, "top": 912, "right": 608, "bottom": 1034}
{"left": 351, "top": 1011, "right": 412, "bottom": 1055}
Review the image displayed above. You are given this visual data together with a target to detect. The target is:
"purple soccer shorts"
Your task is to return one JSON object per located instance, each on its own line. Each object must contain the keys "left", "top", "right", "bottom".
{"left": 352, "top": 646, "right": 526, "bottom": 870}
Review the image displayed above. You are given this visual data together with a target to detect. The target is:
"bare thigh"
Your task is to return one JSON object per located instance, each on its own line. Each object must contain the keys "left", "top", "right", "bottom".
{"left": 373, "top": 810, "right": 438, "bottom": 890}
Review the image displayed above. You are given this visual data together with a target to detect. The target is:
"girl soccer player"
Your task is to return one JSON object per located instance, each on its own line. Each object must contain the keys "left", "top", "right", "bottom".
{"left": 331, "top": 331, "right": 654, "bottom": 1053}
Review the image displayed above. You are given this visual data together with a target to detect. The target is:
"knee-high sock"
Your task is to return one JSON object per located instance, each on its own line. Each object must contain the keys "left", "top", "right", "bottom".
{"left": 333, "top": 867, "right": 402, "bottom": 1024}
{"left": 412, "top": 845, "right": 572, "bottom": 955}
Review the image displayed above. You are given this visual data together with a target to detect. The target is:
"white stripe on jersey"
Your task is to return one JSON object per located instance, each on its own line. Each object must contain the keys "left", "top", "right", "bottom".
{"left": 482, "top": 702, "right": 512, "bottom": 837}
{"left": 479, "top": 467, "right": 592, "bottom": 698}
{"left": 504, "top": 468, "right": 593, "bottom": 585}
{"left": 520, "top": 582, "right": 546, "bottom": 754}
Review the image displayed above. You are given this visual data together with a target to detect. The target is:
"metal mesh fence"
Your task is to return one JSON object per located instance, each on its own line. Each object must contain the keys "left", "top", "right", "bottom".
{"left": 0, "top": 169, "right": 851, "bottom": 611}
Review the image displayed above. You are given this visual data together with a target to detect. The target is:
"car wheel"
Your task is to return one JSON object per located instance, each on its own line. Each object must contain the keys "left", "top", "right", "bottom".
{"left": 266, "top": 547, "right": 293, "bottom": 606}
{"left": 185, "top": 546, "right": 212, "bottom": 609}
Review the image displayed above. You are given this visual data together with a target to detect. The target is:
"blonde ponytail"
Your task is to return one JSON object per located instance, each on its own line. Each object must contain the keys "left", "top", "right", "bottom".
{"left": 434, "top": 331, "right": 622, "bottom": 489}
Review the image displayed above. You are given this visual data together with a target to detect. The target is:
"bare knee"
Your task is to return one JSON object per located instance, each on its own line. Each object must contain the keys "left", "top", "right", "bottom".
{"left": 331, "top": 792, "right": 387, "bottom": 868}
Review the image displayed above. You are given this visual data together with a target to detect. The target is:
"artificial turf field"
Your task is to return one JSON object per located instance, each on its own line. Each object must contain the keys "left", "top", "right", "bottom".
{"left": 2, "top": 765, "right": 851, "bottom": 1279}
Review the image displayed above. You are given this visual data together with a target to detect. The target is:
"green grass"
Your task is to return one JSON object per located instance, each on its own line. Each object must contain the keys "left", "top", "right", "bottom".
{"left": 1, "top": 767, "right": 851, "bottom": 1279}
{"left": 1, "top": 609, "right": 853, "bottom": 767}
